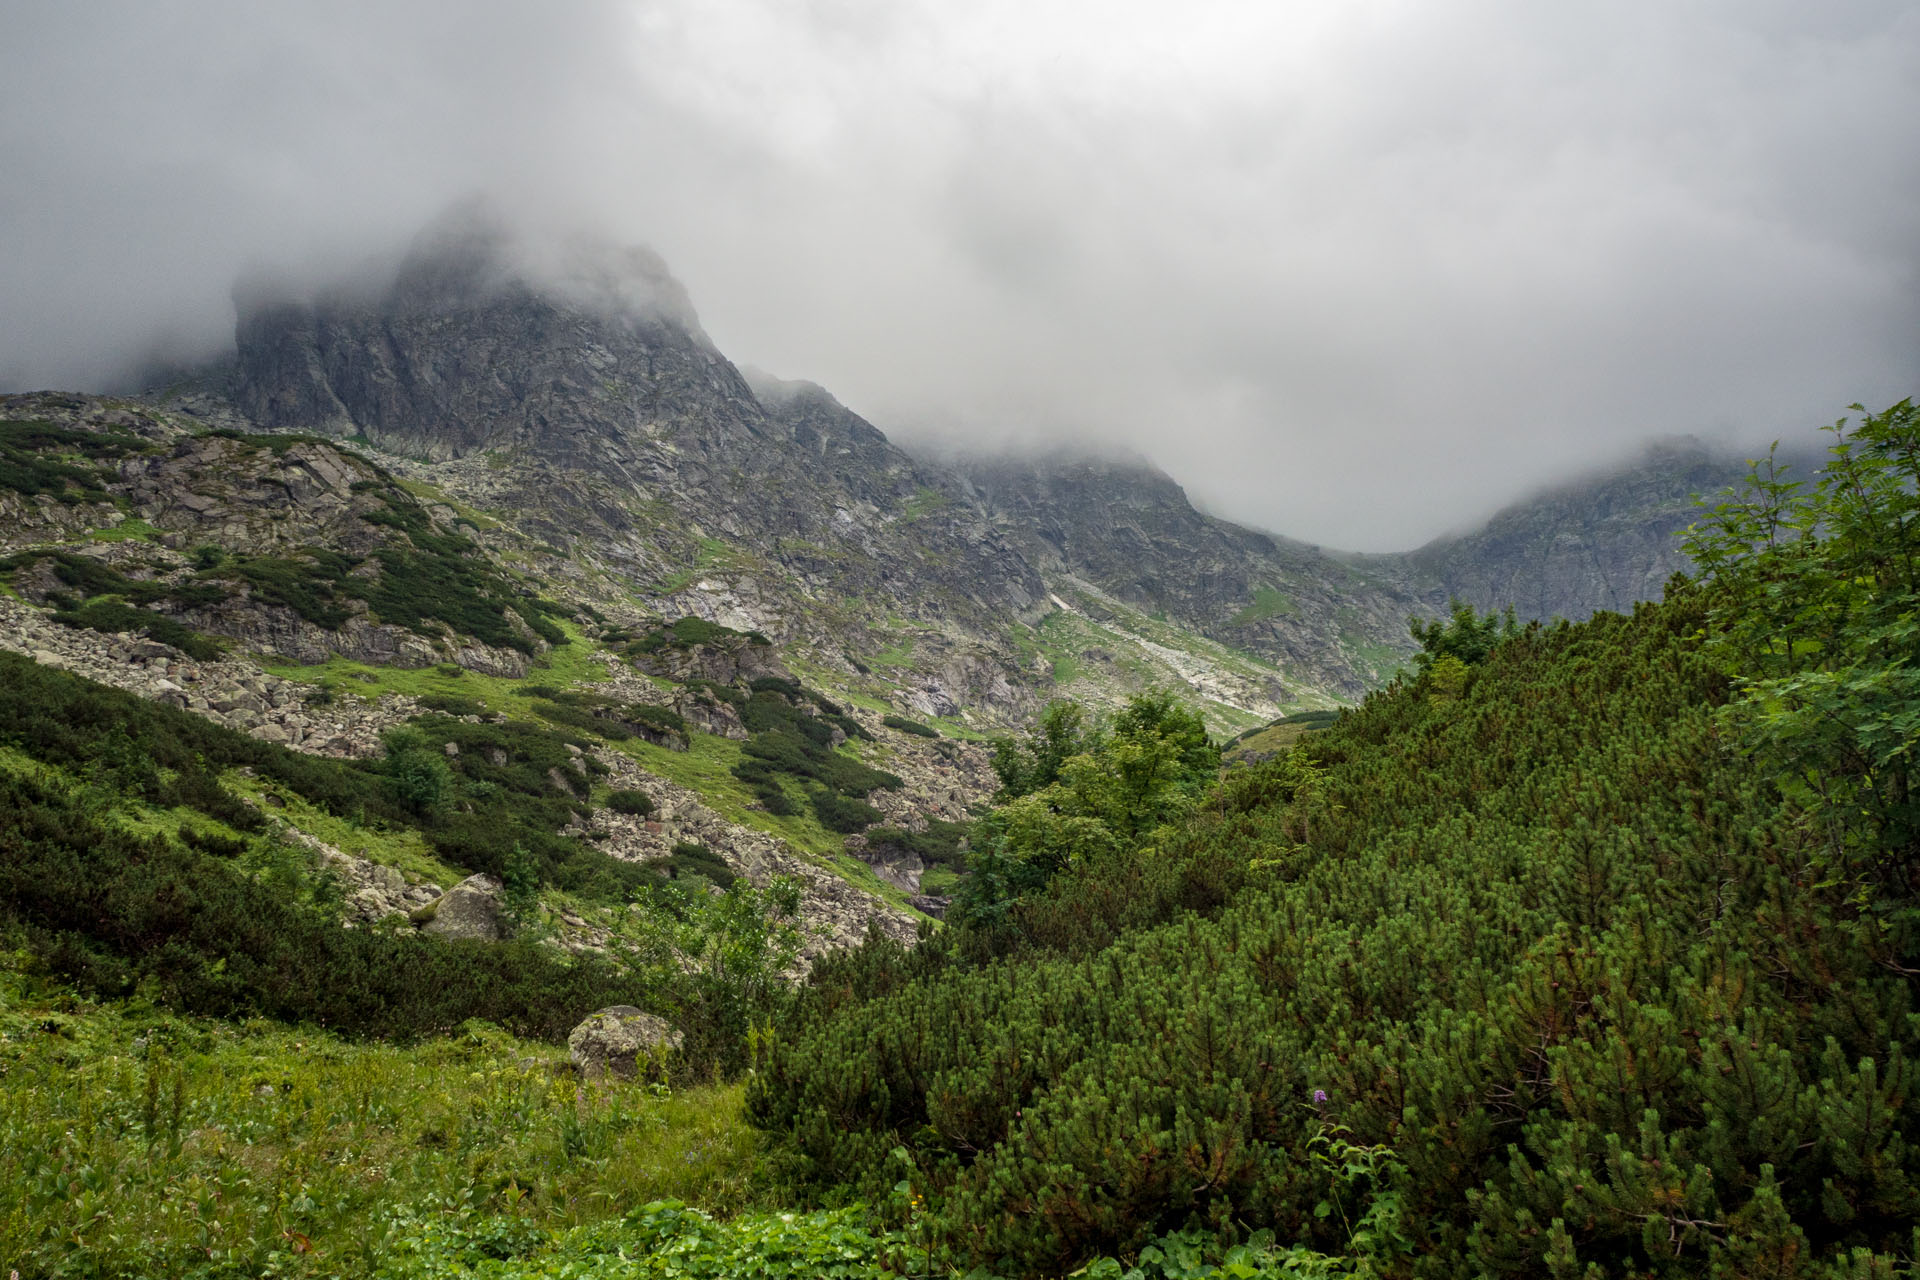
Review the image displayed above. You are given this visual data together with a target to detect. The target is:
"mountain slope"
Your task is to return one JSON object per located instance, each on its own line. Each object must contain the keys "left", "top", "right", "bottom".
{"left": 961, "top": 454, "right": 1426, "bottom": 696}
{"left": 751, "top": 587, "right": 1920, "bottom": 1276}
{"left": 1399, "top": 439, "right": 1800, "bottom": 620}
{"left": 49, "top": 207, "right": 1795, "bottom": 742}
{"left": 206, "top": 207, "right": 1407, "bottom": 722}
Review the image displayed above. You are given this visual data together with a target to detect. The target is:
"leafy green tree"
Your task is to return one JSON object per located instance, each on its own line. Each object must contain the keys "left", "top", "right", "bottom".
{"left": 989, "top": 699, "right": 1104, "bottom": 800}
{"left": 380, "top": 726, "right": 453, "bottom": 815}
{"left": 499, "top": 842, "right": 541, "bottom": 938}
{"left": 1683, "top": 399, "right": 1920, "bottom": 898}
{"left": 611, "top": 876, "right": 806, "bottom": 1078}
{"left": 1408, "top": 597, "right": 1519, "bottom": 673}
{"left": 958, "top": 693, "right": 1217, "bottom": 940}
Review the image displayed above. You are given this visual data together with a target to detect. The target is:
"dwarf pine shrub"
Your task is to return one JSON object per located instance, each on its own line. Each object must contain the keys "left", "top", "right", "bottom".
{"left": 751, "top": 588, "right": 1920, "bottom": 1275}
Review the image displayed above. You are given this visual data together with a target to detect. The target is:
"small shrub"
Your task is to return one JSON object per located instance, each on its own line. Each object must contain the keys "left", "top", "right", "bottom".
{"left": 383, "top": 745, "right": 453, "bottom": 814}
{"left": 624, "top": 702, "right": 688, "bottom": 735}
{"left": 49, "top": 599, "right": 223, "bottom": 661}
{"left": 608, "top": 789, "right": 656, "bottom": 816}
{"left": 665, "top": 843, "right": 738, "bottom": 890}
{"left": 632, "top": 616, "right": 751, "bottom": 654}
{"left": 808, "top": 787, "right": 882, "bottom": 834}
{"left": 883, "top": 714, "right": 938, "bottom": 738}
{"left": 418, "top": 693, "right": 486, "bottom": 717}
{"left": 178, "top": 827, "right": 248, "bottom": 858}
{"left": 864, "top": 820, "right": 971, "bottom": 870}
{"left": 748, "top": 675, "right": 807, "bottom": 699}
{"left": 0, "top": 420, "right": 146, "bottom": 502}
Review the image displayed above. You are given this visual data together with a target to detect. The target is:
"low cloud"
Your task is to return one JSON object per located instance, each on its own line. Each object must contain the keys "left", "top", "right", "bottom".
{"left": 3, "top": 0, "right": 1915, "bottom": 548}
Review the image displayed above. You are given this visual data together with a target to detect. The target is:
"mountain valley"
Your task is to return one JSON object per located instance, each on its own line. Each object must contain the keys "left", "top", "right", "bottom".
{"left": 2, "top": 208, "right": 1888, "bottom": 1279}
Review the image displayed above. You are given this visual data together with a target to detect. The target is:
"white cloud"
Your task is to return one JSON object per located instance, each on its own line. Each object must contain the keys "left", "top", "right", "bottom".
{"left": 2, "top": 0, "right": 1914, "bottom": 546}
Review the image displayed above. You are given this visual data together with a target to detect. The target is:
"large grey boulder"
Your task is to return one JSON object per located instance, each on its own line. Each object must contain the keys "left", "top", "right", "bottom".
{"left": 568, "top": 1006, "right": 683, "bottom": 1080}
{"left": 416, "top": 873, "right": 506, "bottom": 941}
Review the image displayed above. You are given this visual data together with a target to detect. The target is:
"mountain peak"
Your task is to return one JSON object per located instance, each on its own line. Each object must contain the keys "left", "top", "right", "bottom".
{"left": 387, "top": 199, "right": 703, "bottom": 334}
{"left": 224, "top": 203, "right": 745, "bottom": 460}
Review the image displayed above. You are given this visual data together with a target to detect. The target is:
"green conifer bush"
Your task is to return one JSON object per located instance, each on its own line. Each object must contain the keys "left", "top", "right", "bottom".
{"left": 752, "top": 583, "right": 1920, "bottom": 1274}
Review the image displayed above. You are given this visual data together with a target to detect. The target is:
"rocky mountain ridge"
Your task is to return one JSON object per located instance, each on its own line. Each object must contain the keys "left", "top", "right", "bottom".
{"left": 196, "top": 209, "right": 1775, "bottom": 718}
{"left": 187, "top": 209, "right": 1435, "bottom": 713}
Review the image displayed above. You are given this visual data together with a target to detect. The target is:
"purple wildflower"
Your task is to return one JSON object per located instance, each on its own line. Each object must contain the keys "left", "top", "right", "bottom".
{"left": 1312, "top": 1089, "right": 1329, "bottom": 1104}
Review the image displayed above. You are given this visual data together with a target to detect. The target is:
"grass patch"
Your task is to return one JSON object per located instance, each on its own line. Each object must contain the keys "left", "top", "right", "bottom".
{"left": 395, "top": 476, "right": 502, "bottom": 530}
{"left": 85, "top": 516, "right": 164, "bottom": 543}
{"left": 899, "top": 486, "right": 951, "bottom": 521}
{"left": 927, "top": 714, "right": 987, "bottom": 742}
{"left": 919, "top": 864, "right": 961, "bottom": 896}
{"left": 1341, "top": 635, "right": 1410, "bottom": 684}
{"left": 648, "top": 537, "right": 748, "bottom": 596}
{"left": 0, "top": 962, "right": 760, "bottom": 1278}
{"left": 1034, "top": 611, "right": 1084, "bottom": 685}
{"left": 262, "top": 620, "right": 612, "bottom": 712}
{"left": 1229, "top": 584, "right": 1295, "bottom": 625}
{"left": 223, "top": 769, "right": 463, "bottom": 888}
{"left": 869, "top": 635, "right": 915, "bottom": 668}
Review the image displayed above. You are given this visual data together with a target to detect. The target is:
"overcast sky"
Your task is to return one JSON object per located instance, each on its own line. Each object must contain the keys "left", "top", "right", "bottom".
{"left": 2, "top": 1, "right": 1915, "bottom": 549}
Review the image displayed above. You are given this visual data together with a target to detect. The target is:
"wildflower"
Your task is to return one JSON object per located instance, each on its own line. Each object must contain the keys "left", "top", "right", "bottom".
{"left": 1311, "top": 1089, "right": 1329, "bottom": 1104}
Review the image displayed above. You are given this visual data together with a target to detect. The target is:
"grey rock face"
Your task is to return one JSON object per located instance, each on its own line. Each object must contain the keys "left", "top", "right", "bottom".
{"left": 0, "top": 593, "right": 415, "bottom": 759}
{"left": 0, "top": 393, "right": 550, "bottom": 675}
{"left": 418, "top": 874, "right": 506, "bottom": 941}
{"left": 631, "top": 637, "right": 790, "bottom": 687}
{"left": 851, "top": 832, "right": 925, "bottom": 893}
{"left": 568, "top": 1005, "right": 683, "bottom": 1080}
{"left": 961, "top": 454, "right": 1428, "bottom": 696}
{"left": 1399, "top": 440, "right": 1794, "bottom": 622}
{"left": 223, "top": 208, "right": 1050, "bottom": 681}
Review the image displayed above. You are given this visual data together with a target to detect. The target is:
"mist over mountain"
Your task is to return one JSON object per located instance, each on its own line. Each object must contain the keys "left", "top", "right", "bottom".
{"left": 133, "top": 206, "right": 1769, "bottom": 717}
{"left": 5, "top": 2, "right": 1915, "bottom": 549}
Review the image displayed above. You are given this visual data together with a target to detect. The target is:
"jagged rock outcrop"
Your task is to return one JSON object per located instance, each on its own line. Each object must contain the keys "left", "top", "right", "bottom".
{"left": 224, "top": 205, "right": 1048, "bottom": 646}
{"left": 0, "top": 393, "right": 554, "bottom": 674}
{"left": 630, "top": 637, "right": 790, "bottom": 687}
{"left": 0, "top": 593, "right": 415, "bottom": 756}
